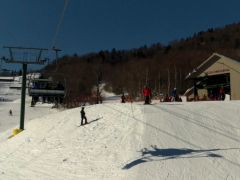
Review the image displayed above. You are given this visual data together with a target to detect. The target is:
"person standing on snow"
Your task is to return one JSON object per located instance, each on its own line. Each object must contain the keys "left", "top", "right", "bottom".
{"left": 171, "top": 87, "right": 177, "bottom": 102}
{"left": 80, "top": 107, "right": 88, "bottom": 125}
{"left": 219, "top": 86, "right": 225, "bottom": 100}
{"left": 9, "top": 109, "right": 13, "bottom": 116}
{"left": 121, "top": 93, "right": 126, "bottom": 103}
{"left": 143, "top": 86, "right": 151, "bottom": 104}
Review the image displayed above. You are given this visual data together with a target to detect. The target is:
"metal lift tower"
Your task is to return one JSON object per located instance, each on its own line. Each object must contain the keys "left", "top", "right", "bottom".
{"left": 1, "top": 46, "right": 48, "bottom": 130}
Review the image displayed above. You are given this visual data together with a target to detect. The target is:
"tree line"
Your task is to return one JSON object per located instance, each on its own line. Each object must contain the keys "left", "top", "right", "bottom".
{"left": 42, "top": 22, "right": 240, "bottom": 107}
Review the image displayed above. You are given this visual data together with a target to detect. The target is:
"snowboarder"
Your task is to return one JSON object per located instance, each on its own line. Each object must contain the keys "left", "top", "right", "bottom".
{"left": 80, "top": 107, "right": 88, "bottom": 125}
{"left": 9, "top": 109, "right": 13, "bottom": 116}
{"left": 143, "top": 86, "right": 151, "bottom": 104}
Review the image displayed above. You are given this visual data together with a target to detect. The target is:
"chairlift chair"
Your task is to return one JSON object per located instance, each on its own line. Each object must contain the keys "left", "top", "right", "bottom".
{"left": 29, "top": 77, "right": 65, "bottom": 104}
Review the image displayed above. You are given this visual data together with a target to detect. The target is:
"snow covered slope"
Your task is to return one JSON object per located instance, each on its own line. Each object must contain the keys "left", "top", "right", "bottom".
{"left": 0, "top": 97, "right": 58, "bottom": 135}
{"left": 0, "top": 81, "right": 21, "bottom": 101}
{"left": 0, "top": 101, "right": 240, "bottom": 179}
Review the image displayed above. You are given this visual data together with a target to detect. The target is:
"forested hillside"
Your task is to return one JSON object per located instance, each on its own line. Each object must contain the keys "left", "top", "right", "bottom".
{"left": 42, "top": 23, "right": 240, "bottom": 105}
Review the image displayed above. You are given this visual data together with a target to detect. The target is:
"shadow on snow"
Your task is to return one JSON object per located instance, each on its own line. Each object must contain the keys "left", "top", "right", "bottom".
{"left": 89, "top": 117, "right": 103, "bottom": 124}
{"left": 122, "top": 145, "right": 225, "bottom": 169}
{"left": 79, "top": 117, "right": 103, "bottom": 126}
{"left": 102, "top": 104, "right": 240, "bottom": 169}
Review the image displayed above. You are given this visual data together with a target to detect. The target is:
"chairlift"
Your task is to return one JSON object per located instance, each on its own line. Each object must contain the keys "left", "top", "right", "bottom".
{"left": 28, "top": 48, "right": 67, "bottom": 106}
{"left": 28, "top": 77, "right": 65, "bottom": 106}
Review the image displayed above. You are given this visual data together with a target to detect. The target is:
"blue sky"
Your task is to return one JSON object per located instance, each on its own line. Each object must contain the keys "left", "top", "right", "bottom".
{"left": 0, "top": 0, "right": 240, "bottom": 70}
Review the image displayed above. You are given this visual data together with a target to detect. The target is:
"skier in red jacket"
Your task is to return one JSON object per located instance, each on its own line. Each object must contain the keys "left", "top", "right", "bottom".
{"left": 143, "top": 86, "right": 151, "bottom": 104}
{"left": 219, "top": 86, "right": 225, "bottom": 100}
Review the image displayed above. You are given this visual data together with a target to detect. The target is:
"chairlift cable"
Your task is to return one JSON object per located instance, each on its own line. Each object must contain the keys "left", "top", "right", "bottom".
{"left": 45, "top": 0, "right": 70, "bottom": 73}
{"left": 42, "top": 0, "right": 70, "bottom": 98}
{"left": 50, "top": 0, "right": 70, "bottom": 49}
{"left": 30, "top": 0, "right": 70, "bottom": 101}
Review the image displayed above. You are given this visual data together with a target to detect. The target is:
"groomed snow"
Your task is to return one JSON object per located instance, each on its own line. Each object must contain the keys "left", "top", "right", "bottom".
{"left": 0, "top": 96, "right": 59, "bottom": 140}
{"left": 0, "top": 99, "right": 240, "bottom": 179}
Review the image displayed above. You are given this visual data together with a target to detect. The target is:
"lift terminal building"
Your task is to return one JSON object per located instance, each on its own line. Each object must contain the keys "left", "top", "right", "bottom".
{"left": 185, "top": 53, "right": 240, "bottom": 100}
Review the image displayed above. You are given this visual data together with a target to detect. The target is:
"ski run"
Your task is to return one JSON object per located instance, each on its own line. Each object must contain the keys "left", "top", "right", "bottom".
{"left": 0, "top": 97, "right": 240, "bottom": 179}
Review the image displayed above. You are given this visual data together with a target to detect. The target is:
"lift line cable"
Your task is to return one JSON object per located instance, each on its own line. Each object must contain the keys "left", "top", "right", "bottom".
{"left": 50, "top": 0, "right": 70, "bottom": 50}
{"left": 45, "top": 0, "right": 70, "bottom": 72}
{"left": 44, "top": 0, "right": 70, "bottom": 83}
{"left": 37, "top": 0, "right": 70, "bottom": 99}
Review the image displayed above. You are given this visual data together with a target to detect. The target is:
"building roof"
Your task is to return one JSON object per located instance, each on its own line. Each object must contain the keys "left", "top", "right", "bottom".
{"left": 186, "top": 53, "right": 239, "bottom": 79}
{"left": 0, "top": 76, "right": 14, "bottom": 81}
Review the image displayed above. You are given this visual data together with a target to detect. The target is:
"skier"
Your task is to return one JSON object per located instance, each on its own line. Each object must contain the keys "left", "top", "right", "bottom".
{"left": 80, "top": 107, "right": 88, "bottom": 125}
{"left": 143, "top": 86, "right": 151, "bottom": 104}
{"left": 219, "top": 86, "right": 225, "bottom": 100}
{"left": 171, "top": 88, "right": 177, "bottom": 102}
{"left": 121, "top": 93, "right": 126, "bottom": 103}
{"left": 9, "top": 109, "right": 13, "bottom": 116}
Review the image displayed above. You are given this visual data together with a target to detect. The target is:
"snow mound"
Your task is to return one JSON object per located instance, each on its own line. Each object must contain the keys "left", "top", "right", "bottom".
{"left": 0, "top": 103, "right": 144, "bottom": 180}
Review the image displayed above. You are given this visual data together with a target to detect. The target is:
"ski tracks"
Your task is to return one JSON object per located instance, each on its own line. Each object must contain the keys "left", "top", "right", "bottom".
{"left": 145, "top": 103, "right": 240, "bottom": 179}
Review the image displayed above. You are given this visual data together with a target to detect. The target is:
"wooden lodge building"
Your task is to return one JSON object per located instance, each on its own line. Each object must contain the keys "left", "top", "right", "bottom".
{"left": 185, "top": 53, "right": 240, "bottom": 100}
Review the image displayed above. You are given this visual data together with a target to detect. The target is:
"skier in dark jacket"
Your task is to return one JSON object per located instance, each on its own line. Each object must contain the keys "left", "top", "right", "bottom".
{"left": 80, "top": 107, "right": 88, "bottom": 125}
{"left": 9, "top": 109, "right": 13, "bottom": 116}
{"left": 171, "top": 88, "right": 177, "bottom": 102}
{"left": 121, "top": 93, "right": 126, "bottom": 103}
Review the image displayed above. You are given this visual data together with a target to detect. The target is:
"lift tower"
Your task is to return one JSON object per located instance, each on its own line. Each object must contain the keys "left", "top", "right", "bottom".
{"left": 1, "top": 46, "right": 48, "bottom": 130}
